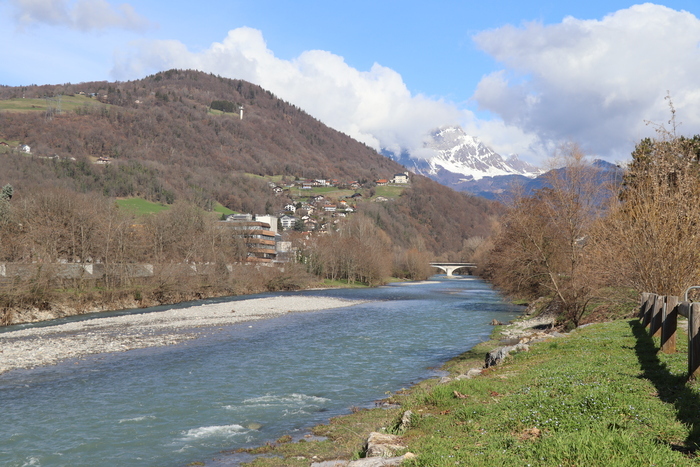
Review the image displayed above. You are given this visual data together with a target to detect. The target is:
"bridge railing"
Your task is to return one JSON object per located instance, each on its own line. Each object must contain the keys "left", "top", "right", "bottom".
{"left": 639, "top": 292, "right": 700, "bottom": 380}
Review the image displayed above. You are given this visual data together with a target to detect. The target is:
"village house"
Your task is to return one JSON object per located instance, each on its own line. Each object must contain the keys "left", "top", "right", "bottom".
{"left": 391, "top": 172, "right": 410, "bottom": 184}
{"left": 304, "top": 218, "right": 318, "bottom": 230}
{"left": 375, "top": 179, "right": 389, "bottom": 186}
{"left": 280, "top": 215, "right": 297, "bottom": 230}
{"left": 338, "top": 201, "right": 355, "bottom": 214}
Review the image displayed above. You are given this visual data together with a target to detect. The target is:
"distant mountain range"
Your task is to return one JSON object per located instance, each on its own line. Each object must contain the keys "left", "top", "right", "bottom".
{"left": 387, "top": 126, "right": 622, "bottom": 201}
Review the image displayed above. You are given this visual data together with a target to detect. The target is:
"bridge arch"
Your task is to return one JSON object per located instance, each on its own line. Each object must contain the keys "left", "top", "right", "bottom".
{"left": 430, "top": 263, "right": 476, "bottom": 276}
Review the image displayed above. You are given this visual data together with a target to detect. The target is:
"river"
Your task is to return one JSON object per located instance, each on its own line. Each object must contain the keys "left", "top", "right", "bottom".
{"left": 0, "top": 276, "right": 521, "bottom": 467}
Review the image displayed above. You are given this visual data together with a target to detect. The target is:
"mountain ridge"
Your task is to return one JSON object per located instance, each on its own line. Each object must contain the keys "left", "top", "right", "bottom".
{"left": 386, "top": 126, "right": 622, "bottom": 201}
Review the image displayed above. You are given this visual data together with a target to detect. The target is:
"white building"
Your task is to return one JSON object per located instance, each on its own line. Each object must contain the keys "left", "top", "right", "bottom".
{"left": 391, "top": 172, "right": 409, "bottom": 184}
{"left": 280, "top": 215, "right": 297, "bottom": 230}
{"left": 254, "top": 215, "right": 278, "bottom": 235}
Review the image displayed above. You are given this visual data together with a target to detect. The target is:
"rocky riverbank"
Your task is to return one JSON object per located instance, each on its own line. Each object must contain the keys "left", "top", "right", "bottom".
{"left": 224, "top": 313, "right": 569, "bottom": 467}
{"left": 0, "top": 295, "right": 365, "bottom": 375}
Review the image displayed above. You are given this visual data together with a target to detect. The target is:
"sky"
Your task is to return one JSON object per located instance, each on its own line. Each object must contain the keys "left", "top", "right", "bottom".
{"left": 1, "top": 1, "right": 699, "bottom": 166}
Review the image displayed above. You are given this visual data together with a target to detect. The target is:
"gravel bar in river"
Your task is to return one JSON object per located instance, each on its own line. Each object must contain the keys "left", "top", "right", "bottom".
{"left": 0, "top": 296, "right": 365, "bottom": 375}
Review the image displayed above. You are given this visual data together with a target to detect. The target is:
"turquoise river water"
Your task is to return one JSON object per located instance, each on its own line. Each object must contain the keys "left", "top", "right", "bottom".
{"left": 0, "top": 275, "right": 521, "bottom": 467}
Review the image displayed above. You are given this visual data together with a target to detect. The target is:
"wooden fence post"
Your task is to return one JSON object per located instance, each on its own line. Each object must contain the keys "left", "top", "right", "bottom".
{"left": 642, "top": 293, "right": 656, "bottom": 328}
{"left": 640, "top": 292, "right": 651, "bottom": 320}
{"left": 689, "top": 303, "right": 700, "bottom": 380}
{"left": 660, "top": 296, "right": 678, "bottom": 354}
{"left": 650, "top": 294, "right": 664, "bottom": 338}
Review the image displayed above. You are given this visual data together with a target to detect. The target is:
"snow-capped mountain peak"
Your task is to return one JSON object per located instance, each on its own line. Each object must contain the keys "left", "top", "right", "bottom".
{"left": 388, "top": 126, "right": 541, "bottom": 183}
{"left": 422, "top": 126, "right": 540, "bottom": 181}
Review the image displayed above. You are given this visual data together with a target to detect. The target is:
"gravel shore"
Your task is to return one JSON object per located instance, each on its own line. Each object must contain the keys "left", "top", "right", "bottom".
{"left": 0, "top": 296, "right": 365, "bottom": 375}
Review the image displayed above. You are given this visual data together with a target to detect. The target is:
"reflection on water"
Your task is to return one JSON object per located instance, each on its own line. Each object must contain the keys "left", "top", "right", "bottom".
{"left": 0, "top": 276, "right": 521, "bottom": 467}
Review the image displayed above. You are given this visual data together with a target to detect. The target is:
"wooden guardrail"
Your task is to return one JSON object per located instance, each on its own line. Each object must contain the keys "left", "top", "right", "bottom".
{"left": 639, "top": 292, "right": 700, "bottom": 380}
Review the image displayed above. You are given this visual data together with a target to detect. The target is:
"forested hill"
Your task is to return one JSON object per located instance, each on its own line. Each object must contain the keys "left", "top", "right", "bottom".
{"left": 0, "top": 69, "right": 498, "bottom": 255}
{"left": 0, "top": 69, "right": 399, "bottom": 181}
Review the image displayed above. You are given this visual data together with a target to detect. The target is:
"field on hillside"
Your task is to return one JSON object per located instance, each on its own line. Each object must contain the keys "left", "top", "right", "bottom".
{"left": 115, "top": 198, "right": 235, "bottom": 217}
{"left": 115, "top": 198, "right": 171, "bottom": 215}
{"left": 0, "top": 95, "right": 109, "bottom": 113}
{"left": 213, "top": 202, "right": 235, "bottom": 216}
{"left": 374, "top": 185, "right": 406, "bottom": 198}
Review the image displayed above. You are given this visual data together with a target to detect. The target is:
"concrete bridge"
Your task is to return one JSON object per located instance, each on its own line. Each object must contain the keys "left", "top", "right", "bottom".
{"left": 430, "top": 262, "right": 477, "bottom": 276}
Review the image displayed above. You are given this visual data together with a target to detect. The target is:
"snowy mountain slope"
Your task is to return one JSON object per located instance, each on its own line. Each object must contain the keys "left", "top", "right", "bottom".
{"left": 388, "top": 126, "right": 541, "bottom": 185}
{"left": 385, "top": 127, "right": 621, "bottom": 201}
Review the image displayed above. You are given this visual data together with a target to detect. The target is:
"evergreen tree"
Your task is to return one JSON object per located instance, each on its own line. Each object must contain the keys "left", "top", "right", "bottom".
{"left": 1, "top": 184, "right": 13, "bottom": 201}
{"left": 0, "top": 184, "right": 12, "bottom": 224}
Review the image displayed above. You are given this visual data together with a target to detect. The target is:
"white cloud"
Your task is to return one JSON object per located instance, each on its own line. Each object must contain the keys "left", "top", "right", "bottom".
{"left": 472, "top": 3, "right": 700, "bottom": 161}
{"left": 112, "top": 27, "right": 461, "bottom": 157}
{"left": 10, "top": 0, "right": 153, "bottom": 32}
{"left": 461, "top": 110, "right": 543, "bottom": 164}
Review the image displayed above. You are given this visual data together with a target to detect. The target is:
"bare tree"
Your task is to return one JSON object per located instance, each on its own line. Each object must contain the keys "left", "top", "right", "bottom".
{"left": 590, "top": 125, "right": 700, "bottom": 296}
{"left": 485, "top": 143, "right": 606, "bottom": 325}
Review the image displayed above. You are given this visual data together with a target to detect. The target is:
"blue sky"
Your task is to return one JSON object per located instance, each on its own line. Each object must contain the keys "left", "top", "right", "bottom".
{"left": 1, "top": 1, "right": 699, "bottom": 166}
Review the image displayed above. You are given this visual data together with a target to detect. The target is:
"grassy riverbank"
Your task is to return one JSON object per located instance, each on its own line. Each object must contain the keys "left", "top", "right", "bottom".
{"left": 233, "top": 319, "right": 700, "bottom": 466}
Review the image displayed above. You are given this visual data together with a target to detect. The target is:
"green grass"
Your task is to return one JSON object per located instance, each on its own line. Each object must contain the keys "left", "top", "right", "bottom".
{"left": 235, "top": 320, "right": 700, "bottom": 466}
{"left": 244, "top": 173, "right": 286, "bottom": 183}
{"left": 0, "top": 95, "right": 110, "bottom": 113}
{"left": 290, "top": 187, "right": 357, "bottom": 199}
{"left": 116, "top": 198, "right": 235, "bottom": 218}
{"left": 213, "top": 202, "right": 235, "bottom": 216}
{"left": 115, "top": 198, "right": 170, "bottom": 215}
{"left": 402, "top": 320, "right": 700, "bottom": 466}
{"left": 0, "top": 139, "right": 22, "bottom": 154}
{"left": 373, "top": 185, "right": 406, "bottom": 199}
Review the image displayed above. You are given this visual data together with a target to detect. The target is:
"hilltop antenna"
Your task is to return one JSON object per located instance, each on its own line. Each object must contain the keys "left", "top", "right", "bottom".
{"left": 44, "top": 96, "right": 56, "bottom": 121}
